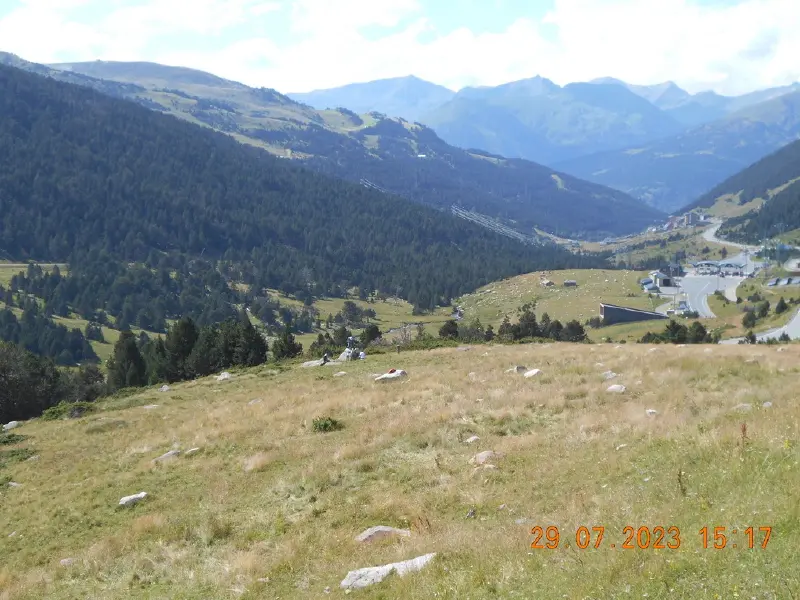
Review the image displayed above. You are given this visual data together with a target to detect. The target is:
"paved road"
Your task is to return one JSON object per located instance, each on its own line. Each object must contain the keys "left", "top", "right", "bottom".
{"left": 701, "top": 222, "right": 760, "bottom": 251}
{"left": 720, "top": 308, "right": 800, "bottom": 344}
{"left": 668, "top": 274, "right": 744, "bottom": 318}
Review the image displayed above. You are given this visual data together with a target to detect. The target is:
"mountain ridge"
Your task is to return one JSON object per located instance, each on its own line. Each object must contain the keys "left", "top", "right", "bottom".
{"left": 2, "top": 53, "right": 666, "bottom": 240}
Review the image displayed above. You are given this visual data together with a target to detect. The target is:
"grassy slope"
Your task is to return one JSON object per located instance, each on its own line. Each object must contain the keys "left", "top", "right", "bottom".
{"left": 456, "top": 268, "right": 655, "bottom": 326}
{"left": 2, "top": 343, "right": 799, "bottom": 598}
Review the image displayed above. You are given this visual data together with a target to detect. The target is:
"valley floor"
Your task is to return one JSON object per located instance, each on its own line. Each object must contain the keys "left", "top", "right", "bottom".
{"left": 2, "top": 343, "right": 799, "bottom": 598}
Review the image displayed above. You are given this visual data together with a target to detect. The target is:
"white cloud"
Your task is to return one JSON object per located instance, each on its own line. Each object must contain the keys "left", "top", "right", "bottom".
{"left": 1, "top": 0, "right": 799, "bottom": 95}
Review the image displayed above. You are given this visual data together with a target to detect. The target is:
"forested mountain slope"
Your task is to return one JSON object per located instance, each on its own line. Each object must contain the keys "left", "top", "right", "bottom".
{"left": 33, "top": 56, "right": 664, "bottom": 239}
{"left": 0, "top": 63, "right": 591, "bottom": 313}
{"left": 693, "top": 139, "right": 800, "bottom": 242}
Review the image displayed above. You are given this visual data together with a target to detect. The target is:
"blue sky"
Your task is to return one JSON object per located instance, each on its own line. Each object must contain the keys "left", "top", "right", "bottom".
{"left": 1, "top": 0, "right": 798, "bottom": 94}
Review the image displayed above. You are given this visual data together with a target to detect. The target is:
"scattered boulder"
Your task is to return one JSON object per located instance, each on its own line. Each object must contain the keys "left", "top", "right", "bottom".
{"left": 153, "top": 450, "right": 181, "bottom": 463}
{"left": 119, "top": 492, "right": 148, "bottom": 507}
{"left": 601, "top": 371, "right": 618, "bottom": 380}
{"left": 3, "top": 421, "right": 20, "bottom": 431}
{"left": 523, "top": 369, "right": 542, "bottom": 378}
{"left": 340, "top": 553, "right": 437, "bottom": 590}
{"left": 615, "top": 444, "right": 628, "bottom": 451}
{"left": 248, "top": 398, "right": 263, "bottom": 405}
{"left": 645, "top": 409, "right": 658, "bottom": 416}
{"left": 216, "top": 372, "right": 232, "bottom": 381}
{"left": 185, "top": 447, "right": 201, "bottom": 456}
{"left": 60, "top": 558, "right": 76, "bottom": 567}
{"left": 607, "top": 384, "right": 626, "bottom": 393}
{"left": 302, "top": 359, "right": 326, "bottom": 368}
{"left": 505, "top": 366, "right": 527, "bottom": 374}
{"left": 27, "top": 455, "right": 39, "bottom": 462}
{"left": 333, "top": 372, "right": 347, "bottom": 377}
{"left": 142, "top": 405, "right": 159, "bottom": 410}
{"left": 762, "top": 401, "right": 773, "bottom": 409}
{"left": 159, "top": 385, "right": 170, "bottom": 392}
{"left": 464, "top": 435, "right": 480, "bottom": 444}
{"left": 470, "top": 450, "right": 498, "bottom": 465}
{"left": 375, "top": 369, "right": 407, "bottom": 382}
{"left": 8, "top": 481, "right": 21, "bottom": 488}
{"left": 354, "top": 526, "right": 411, "bottom": 543}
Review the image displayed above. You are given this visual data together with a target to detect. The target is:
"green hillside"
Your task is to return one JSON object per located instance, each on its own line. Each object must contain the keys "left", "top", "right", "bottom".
{"left": 15, "top": 55, "right": 665, "bottom": 240}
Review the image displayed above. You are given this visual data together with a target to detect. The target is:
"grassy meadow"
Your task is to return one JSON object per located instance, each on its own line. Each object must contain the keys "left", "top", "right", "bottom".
{"left": 1, "top": 343, "right": 799, "bottom": 598}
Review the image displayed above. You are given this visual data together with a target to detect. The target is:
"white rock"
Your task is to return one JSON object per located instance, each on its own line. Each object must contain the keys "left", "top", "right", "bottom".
{"left": 354, "top": 526, "right": 412, "bottom": 543}
{"left": 602, "top": 371, "right": 617, "bottom": 380}
{"left": 153, "top": 450, "right": 180, "bottom": 463}
{"left": 505, "top": 366, "right": 528, "bottom": 374}
{"left": 334, "top": 372, "right": 347, "bottom": 377}
{"left": 778, "top": 347, "right": 787, "bottom": 352}
{"left": 302, "top": 359, "right": 325, "bottom": 368}
{"left": 60, "top": 558, "right": 76, "bottom": 567}
{"left": 762, "top": 401, "right": 773, "bottom": 409}
{"left": 465, "top": 435, "right": 480, "bottom": 444}
{"left": 375, "top": 370, "right": 407, "bottom": 382}
{"left": 216, "top": 372, "right": 232, "bottom": 381}
{"left": 607, "top": 384, "right": 626, "bottom": 393}
{"left": 8, "top": 482, "right": 21, "bottom": 488}
{"left": 468, "top": 372, "right": 477, "bottom": 379}
{"left": 645, "top": 409, "right": 658, "bottom": 416}
{"left": 676, "top": 344, "right": 687, "bottom": 348}
{"left": 733, "top": 403, "right": 753, "bottom": 412}
{"left": 159, "top": 385, "right": 170, "bottom": 392}
{"left": 3, "top": 421, "right": 20, "bottom": 431}
{"left": 648, "top": 348, "right": 660, "bottom": 353}
{"left": 470, "top": 450, "right": 498, "bottom": 465}
{"left": 615, "top": 444, "right": 628, "bottom": 451}
{"left": 8, "top": 531, "right": 17, "bottom": 537}
{"left": 615, "top": 345, "right": 623, "bottom": 349}
{"left": 119, "top": 492, "right": 148, "bottom": 507}
{"left": 143, "top": 405, "right": 159, "bottom": 410}
{"left": 27, "top": 455, "right": 39, "bottom": 461}
{"left": 523, "top": 369, "right": 542, "bottom": 378}
{"left": 340, "top": 553, "right": 437, "bottom": 590}
{"left": 248, "top": 398, "right": 263, "bottom": 405}
{"left": 595, "top": 362, "right": 604, "bottom": 367}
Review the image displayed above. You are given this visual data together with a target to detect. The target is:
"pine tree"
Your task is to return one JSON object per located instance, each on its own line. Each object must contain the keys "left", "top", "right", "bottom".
{"left": 165, "top": 317, "right": 199, "bottom": 382}
{"left": 272, "top": 326, "right": 303, "bottom": 360}
{"left": 107, "top": 330, "right": 147, "bottom": 390}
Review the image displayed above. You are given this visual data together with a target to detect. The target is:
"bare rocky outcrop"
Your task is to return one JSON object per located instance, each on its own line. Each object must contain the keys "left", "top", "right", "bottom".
{"left": 354, "top": 525, "right": 412, "bottom": 543}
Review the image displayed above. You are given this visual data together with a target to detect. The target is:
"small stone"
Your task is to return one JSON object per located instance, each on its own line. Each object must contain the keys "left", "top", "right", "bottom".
{"left": 159, "top": 385, "right": 170, "bottom": 392}
{"left": 374, "top": 369, "right": 407, "bottom": 382}
{"left": 334, "top": 372, "right": 347, "bottom": 377}
{"left": 257, "top": 578, "right": 270, "bottom": 583}
{"left": 733, "top": 403, "right": 753, "bottom": 412}
{"left": 354, "top": 525, "right": 412, "bottom": 543}
{"left": 216, "top": 372, "right": 232, "bottom": 381}
{"left": 60, "top": 558, "right": 76, "bottom": 567}
{"left": 119, "top": 491, "right": 148, "bottom": 507}
{"left": 8, "top": 482, "right": 21, "bottom": 488}
{"left": 324, "top": 587, "right": 331, "bottom": 594}
{"left": 340, "top": 553, "right": 436, "bottom": 590}
{"left": 595, "top": 362, "right": 604, "bottom": 367}
{"left": 8, "top": 531, "right": 17, "bottom": 537}
{"left": 645, "top": 409, "right": 658, "bottom": 416}
{"left": 615, "top": 444, "right": 628, "bottom": 451}
{"left": 185, "top": 447, "right": 201, "bottom": 456}
{"left": 465, "top": 435, "right": 480, "bottom": 444}
{"left": 523, "top": 369, "right": 542, "bottom": 378}
{"left": 248, "top": 398, "right": 263, "bottom": 405}
{"left": 498, "top": 504, "right": 507, "bottom": 510}
{"left": 762, "top": 401, "right": 773, "bottom": 409}
{"left": 27, "top": 455, "right": 39, "bottom": 461}
{"left": 778, "top": 347, "right": 787, "bottom": 352}
{"left": 505, "top": 366, "right": 528, "bottom": 374}
{"left": 602, "top": 371, "right": 617, "bottom": 380}
{"left": 3, "top": 421, "right": 20, "bottom": 431}
{"left": 143, "top": 405, "right": 159, "bottom": 410}
{"left": 607, "top": 384, "right": 626, "bottom": 393}
{"left": 466, "top": 508, "right": 476, "bottom": 519}
{"left": 470, "top": 450, "right": 498, "bottom": 465}
{"left": 153, "top": 450, "right": 180, "bottom": 463}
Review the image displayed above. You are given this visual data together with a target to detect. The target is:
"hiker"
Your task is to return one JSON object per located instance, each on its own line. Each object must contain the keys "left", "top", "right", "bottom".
{"left": 322, "top": 352, "right": 330, "bottom": 364}
{"left": 359, "top": 351, "right": 366, "bottom": 360}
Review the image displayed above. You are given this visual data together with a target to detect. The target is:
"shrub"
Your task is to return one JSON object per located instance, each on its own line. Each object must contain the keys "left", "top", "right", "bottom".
{"left": 775, "top": 297, "right": 788, "bottom": 315}
{"left": 312, "top": 416, "right": 344, "bottom": 433}
{"left": 41, "top": 401, "right": 96, "bottom": 421}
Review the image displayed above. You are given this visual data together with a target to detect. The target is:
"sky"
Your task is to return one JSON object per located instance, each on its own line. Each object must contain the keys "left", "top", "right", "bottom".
{"left": 1, "top": 0, "right": 799, "bottom": 95}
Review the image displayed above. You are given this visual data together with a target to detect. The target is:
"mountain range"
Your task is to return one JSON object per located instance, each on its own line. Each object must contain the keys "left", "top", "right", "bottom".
{"left": 0, "top": 52, "right": 664, "bottom": 240}
{"left": 292, "top": 75, "right": 800, "bottom": 213}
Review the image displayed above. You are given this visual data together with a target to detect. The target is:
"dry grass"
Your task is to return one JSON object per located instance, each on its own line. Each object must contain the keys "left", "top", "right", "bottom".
{"left": 2, "top": 343, "right": 799, "bottom": 598}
